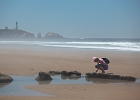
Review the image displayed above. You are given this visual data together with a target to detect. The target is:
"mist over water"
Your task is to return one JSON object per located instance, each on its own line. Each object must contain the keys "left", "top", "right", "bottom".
{"left": 0, "top": 38, "right": 140, "bottom": 52}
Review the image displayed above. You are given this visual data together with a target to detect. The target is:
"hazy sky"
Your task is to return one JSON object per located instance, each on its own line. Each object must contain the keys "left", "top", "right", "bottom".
{"left": 0, "top": 0, "right": 140, "bottom": 38}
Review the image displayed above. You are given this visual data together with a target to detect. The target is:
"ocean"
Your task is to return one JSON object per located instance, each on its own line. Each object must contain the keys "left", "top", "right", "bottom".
{"left": 0, "top": 38, "right": 140, "bottom": 52}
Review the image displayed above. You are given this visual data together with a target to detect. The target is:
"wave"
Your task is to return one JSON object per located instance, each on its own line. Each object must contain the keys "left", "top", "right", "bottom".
{"left": 0, "top": 41, "right": 140, "bottom": 52}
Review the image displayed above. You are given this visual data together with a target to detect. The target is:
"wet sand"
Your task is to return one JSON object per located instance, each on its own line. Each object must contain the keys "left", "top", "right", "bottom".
{"left": 0, "top": 44, "right": 140, "bottom": 100}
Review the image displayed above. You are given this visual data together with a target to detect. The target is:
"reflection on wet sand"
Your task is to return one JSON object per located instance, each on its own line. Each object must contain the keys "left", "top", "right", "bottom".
{"left": 0, "top": 82, "right": 11, "bottom": 88}
{"left": 86, "top": 78, "right": 135, "bottom": 84}
{"left": 36, "top": 80, "right": 52, "bottom": 85}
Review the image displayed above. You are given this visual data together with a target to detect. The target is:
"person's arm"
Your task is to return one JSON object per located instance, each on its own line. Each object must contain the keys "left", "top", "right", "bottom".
{"left": 97, "top": 60, "right": 100, "bottom": 64}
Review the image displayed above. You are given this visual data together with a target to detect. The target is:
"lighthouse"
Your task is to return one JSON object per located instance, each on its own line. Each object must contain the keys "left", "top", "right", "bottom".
{"left": 16, "top": 21, "right": 18, "bottom": 30}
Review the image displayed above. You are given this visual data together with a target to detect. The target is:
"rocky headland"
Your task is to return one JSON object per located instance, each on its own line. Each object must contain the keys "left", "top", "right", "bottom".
{"left": 0, "top": 29, "right": 35, "bottom": 39}
{"left": 0, "top": 29, "right": 64, "bottom": 39}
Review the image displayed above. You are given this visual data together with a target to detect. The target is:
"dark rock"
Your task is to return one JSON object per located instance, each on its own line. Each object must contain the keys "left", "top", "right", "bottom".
{"left": 109, "top": 74, "right": 120, "bottom": 79}
{"left": 91, "top": 73, "right": 110, "bottom": 79}
{"left": 85, "top": 72, "right": 136, "bottom": 81}
{"left": 92, "top": 73, "right": 103, "bottom": 78}
{"left": 39, "top": 71, "right": 46, "bottom": 76}
{"left": 35, "top": 72, "right": 52, "bottom": 81}
{"left": 101, "top": 74, "right": 110, "bottom": 79}
{"left": 86, "top": 73, "right": 110, "bottom": 79}
{"left": 61, "top": 71, "right": 71, "bottom": 76}
{"left": 85, "top": 73, "right": 93, "bottom": 78}
{"left": 0, "top": 74, "right": 13, "bottom": 83}
{"left": 49, "top": 71, "right": 61, "bottom": 75}
{"left": 123, "top": 76, "right": 136, "bottom": 81}
{"left": 61, "top": 71, "right": 81, "bottom": 76}
{"left": 69, "top": 71, "right": 81, "bottom": 76}
{"left": 119, "top": 76, "right": 125, "bottom": 80}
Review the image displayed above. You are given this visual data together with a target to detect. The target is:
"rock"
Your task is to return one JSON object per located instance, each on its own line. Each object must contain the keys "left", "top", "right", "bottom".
{"left": 61, "top": 71, "right": 81, "bottom": 76}
{"left": 119, "top": 76, "right": 125, "bottom": 80}
{"left": 61, "top": 71, "right": 71, "bottom": 76}
{"left": 48, "top": 71, "right": 61, "bottom": 75}
{"left": 0, "top": 74, "right": 13, "bottom": 83}
{"left": 109, "top": 74, "right": 120, "bottom": 79}
{"left": 35, "top": 72, "right": 52, "bottom": 81}
{"left": 45, "top": 32, "right": 64, "bottom": 39}
{"left": 85, "top": 72, "right": 136, "bottom": 81}
{"left": 123, "top": 76, "right": 136, "bottom": 81}
{"left": 86, "top": 73, "right": 109, "bottom": 79}
{"left": 100, "top": 73, "right": 110, "bottom": 79}
{"left": 85, "top": 73, "right": 93, "bottom": 78}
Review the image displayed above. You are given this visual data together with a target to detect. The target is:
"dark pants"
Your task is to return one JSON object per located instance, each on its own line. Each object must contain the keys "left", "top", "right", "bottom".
{"left": 95, "top": 64, "right": 108, "bottom": 70}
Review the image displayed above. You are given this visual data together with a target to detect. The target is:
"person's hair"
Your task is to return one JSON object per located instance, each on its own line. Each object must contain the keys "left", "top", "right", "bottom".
{"left": 92, "top": 57, "right": 98, "bottom": 61}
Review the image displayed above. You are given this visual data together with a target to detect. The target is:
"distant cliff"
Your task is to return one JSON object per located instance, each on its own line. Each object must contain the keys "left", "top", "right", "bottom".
{"left": 0, "top": 29, "right": 35, "bottom": 39}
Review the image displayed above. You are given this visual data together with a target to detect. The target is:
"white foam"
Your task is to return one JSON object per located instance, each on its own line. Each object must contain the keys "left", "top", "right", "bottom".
{"left": 0, "top": 41, "right": 140, "bottom": 52}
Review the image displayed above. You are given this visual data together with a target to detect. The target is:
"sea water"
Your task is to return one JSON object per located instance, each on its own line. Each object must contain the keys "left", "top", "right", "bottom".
{"left": 0, "top": 38, "right": 140, "bottom": 52}
{"left": 0, "top": 75, "right": 139, "bottom": 96}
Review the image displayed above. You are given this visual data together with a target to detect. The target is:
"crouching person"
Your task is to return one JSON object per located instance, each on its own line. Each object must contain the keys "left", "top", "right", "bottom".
{"left": 92, "top": 57, "right": 109, "bottom": 73}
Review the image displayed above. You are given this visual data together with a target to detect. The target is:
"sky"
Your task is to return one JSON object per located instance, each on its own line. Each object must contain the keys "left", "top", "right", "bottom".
{"left": 0, "top": 0, "right": 140, "bottom": 38}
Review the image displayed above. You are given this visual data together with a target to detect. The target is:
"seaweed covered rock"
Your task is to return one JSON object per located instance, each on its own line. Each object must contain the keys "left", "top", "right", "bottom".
{"left": 35, "top": 72, "right": 52, "bottom": 81}
{"left": 48, "top": 71, "right": 61, "bottom": 75}
{"left": 61, "top": 71, "right": 81, "bottom": 76}
{"left": 0, "top": 73, "right": 13, "bottom": 83}
{"left": 85, "top": 73, "right": 93, "bottom": 78}
{"left": 119, "top": 76, "right": 136, "bottom": 81}
{"left": 85, "top": 72, "right": 136, "bottom": 81}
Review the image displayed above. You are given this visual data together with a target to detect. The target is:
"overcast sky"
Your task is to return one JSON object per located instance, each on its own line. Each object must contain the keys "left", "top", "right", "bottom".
{"left": 0, "top": 0, "right": 140, "bottom": 38}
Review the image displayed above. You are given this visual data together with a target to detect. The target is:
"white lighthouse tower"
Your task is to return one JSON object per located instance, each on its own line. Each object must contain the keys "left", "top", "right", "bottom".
{"left": 16, "top": 21, "right": 18, "bottom": 30}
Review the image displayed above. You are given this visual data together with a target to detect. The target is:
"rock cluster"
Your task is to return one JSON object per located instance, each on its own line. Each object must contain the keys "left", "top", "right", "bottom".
{"left": 0, "top": 73, "right": 13, "bottom": 83}
{"left": 36, "top": 71, "right": 82, "bottom": 81}
{"left": 85, "top": 72, "right": 136, "bottom": 81}
{"left": 37, "top": 71, "right": 136, "bottom": 81}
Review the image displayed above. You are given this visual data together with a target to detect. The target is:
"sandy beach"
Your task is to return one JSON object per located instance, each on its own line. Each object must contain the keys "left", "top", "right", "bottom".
{"left": 0, "top": 44, "right": 140, "bottom": 100}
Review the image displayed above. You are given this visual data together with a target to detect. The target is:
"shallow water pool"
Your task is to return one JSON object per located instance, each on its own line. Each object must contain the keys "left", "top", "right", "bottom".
{"left": 0, "top": 75, "right": 139, "bottom": 96}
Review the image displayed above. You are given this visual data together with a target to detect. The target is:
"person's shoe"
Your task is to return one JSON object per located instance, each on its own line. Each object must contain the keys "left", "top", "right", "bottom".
{"left": 102, "top": 71, "right": 105, "bottom": 74}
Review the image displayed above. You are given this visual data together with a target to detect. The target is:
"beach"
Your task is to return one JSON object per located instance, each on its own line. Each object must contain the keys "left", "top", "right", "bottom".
{"left": 0, "top": 44, "right": 140, "bottom": 100}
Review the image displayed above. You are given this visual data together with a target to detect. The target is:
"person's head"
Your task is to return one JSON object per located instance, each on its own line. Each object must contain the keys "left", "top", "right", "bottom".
{"left": 92, "top": 57, "right": 99, "bottom": 62}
